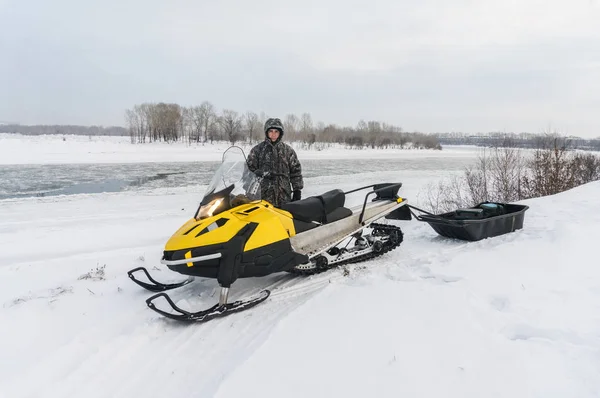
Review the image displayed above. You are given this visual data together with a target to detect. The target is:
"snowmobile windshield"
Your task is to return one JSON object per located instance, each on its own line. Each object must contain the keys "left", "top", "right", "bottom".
{"left": 195, "top": 146, "right": 262, "bottom": 220}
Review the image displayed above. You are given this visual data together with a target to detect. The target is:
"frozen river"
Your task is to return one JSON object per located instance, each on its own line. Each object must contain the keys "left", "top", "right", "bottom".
{"left": 0, "top": 152, "right": 480, "bottom": 200}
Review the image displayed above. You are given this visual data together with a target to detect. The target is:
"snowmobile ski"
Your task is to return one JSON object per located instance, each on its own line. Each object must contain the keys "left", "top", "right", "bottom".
{"left": 127, "top": 266, "right": 194, "bottom": 292}
{"left": 145, "top": 287, "right": 270, "bottom": 323}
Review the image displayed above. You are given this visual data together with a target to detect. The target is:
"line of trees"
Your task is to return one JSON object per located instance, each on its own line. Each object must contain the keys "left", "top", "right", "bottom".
{"left": 0, "top": 124, "right": 127, "bottom": 136}
{"left": 4, "top": 108, "right": 598, "bottom": 153}
{"left": 436, "top": 131, "right": 600, "bottom": 151}
{"left": 421, "top": 134, "right": 600, "bottom": 213}
{"left": 124, "top": 101, "right": 442, "bottom": 150}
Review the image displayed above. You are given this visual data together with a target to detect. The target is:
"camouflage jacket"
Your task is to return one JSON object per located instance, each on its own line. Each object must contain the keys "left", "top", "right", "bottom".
{"left": 246, "top": 139, "right": 304, "bottom": 207}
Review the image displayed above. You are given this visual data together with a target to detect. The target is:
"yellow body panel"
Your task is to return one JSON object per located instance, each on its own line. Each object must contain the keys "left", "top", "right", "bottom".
{"left": 163, "top": 201, "right": 297, "bottom": 253}
{"left": 164, "top": 217, "right": 242, "bottom": 251}
{"left": 237, "top": 203, "right": 296, "bottom": 251}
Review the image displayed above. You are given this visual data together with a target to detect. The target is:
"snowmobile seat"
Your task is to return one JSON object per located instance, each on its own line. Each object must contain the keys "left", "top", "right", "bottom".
{"left": 293, "top": 202, "right": 352, "bottom": 234}
{"left": 324, "top": 206, "right": 353, "bottom": 223}
{"left": 281, "top": 189, "right": 346, "bottom": 224}
{"left": 318, "top": 189, "right": 346, "bottom": 213}
{"left": 292, "top": 218, "right": 319, "bottom": 234}
{"left": 291, "top": 206, "right": 353, "bottom": 234}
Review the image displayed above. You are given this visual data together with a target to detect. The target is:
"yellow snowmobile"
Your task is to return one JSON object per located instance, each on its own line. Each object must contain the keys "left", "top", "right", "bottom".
{"left": 128, "top": 146, "right": 411, "bottom": 323}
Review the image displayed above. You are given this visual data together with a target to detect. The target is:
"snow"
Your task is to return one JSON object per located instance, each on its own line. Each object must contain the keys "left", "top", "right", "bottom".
{"left": 0, "top": 133, "right": 473, "bottom": 164}
{"left": 1, "top": 133, "right": 599, "bottom": 398}
{"left": 215, "top": 183, "right": 600, "bottom": 398}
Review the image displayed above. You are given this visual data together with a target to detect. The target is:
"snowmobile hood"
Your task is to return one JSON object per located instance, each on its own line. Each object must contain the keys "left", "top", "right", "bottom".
{"left": 164, "top": 200, "right": 296, "bottom": 253}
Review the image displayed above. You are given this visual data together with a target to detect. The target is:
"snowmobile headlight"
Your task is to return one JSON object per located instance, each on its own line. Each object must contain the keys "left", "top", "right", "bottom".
{"left": 196, "top": 198, "right": 223, "bottom": 220}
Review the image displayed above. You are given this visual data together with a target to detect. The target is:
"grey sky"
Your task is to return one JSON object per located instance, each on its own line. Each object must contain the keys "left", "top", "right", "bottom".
{"left": 1, "top": 0, "right": 600, "bottom": 137}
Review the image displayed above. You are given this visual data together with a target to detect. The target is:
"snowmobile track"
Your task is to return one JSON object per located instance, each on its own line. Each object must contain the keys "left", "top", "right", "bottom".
{"left": 288, "top": 223, "right": 404, "bottom": 276}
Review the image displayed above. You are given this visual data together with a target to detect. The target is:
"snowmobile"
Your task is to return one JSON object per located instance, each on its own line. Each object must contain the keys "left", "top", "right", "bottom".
{"left": 128, "top": 146, "right": 411, "bottom": 323}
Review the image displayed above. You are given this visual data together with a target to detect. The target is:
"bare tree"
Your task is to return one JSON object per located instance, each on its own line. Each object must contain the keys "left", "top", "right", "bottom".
{"left": 125, "top": 108, "right": 141, "bottom": 144}
{"left": 284, "top": 113, "right": 299, "bottom": 141}
{"left": 420, "top": 175, "right": 468, "bottom": 214}
{"left": 522, "top": 136, "right": 572, "bottom": 197}
{"left": 220, "top": 109, "right": 243, "bottom": 145}
{"left": 139, "top": 103, "right": 155, "bottom": 142}
{"left": 146, "top": 102, "right": 181, "bottom": 142}
{"left": 298, "top": 112, "right": 314, "bottom": 142}
{"left": 180, "top": 107, "right": 193, "bottom": 144}
{"left": 199, "top": 101, "right": 216, "bottom": 143}
{"left": 244, "top": 111, "right": 261, "bottom": 144}
{"left": 421, "top": 146, "right": 526, "bottom": 212}
{"left": 189, "top": 106, "right": 204, "bottom": 142}
{"left": 570, "top": 152, "right": 600, "bottom": 186}
{"left": 366, "top": 121, "right": 381, "bottom": 149}
{"left": 488, "top": 147, "right": 526, "bottom": 202}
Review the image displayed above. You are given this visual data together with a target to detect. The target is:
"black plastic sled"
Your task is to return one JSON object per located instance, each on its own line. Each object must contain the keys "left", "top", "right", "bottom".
{"left": 412, "top": 202, "right": 529, "bottom": 241}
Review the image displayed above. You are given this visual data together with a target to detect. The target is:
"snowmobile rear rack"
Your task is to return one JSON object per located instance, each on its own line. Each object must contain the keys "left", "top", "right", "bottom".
{"left": 344, "top": 182, "right": 403, "bottom": 224}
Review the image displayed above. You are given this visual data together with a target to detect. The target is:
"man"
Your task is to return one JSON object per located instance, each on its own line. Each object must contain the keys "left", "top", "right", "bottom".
{"left": 246, "top": 117, "right": 304, "bottom": 208}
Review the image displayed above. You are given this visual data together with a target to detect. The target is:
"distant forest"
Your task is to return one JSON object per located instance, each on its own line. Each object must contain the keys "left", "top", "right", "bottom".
{"left": 0, "top": 124, "right": 127, "bottom": 136}
{"left": 123, "top": 101, "right": 441, "bottom": 150}
{"left": 436, "top": 132, "right": 600, "bottom": 151}
{"left": 2, "top": 101, "right": 599, "bottom": 151}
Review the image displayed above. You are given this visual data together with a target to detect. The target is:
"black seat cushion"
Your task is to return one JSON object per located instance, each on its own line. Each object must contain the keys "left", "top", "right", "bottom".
{"left": 318, "top": 189, "right": 345, "bottom": 214}
{"left": 281, "top": 197, "right": 323, "bottom": 223}
{"left": 292, "top": 218, "right": 319, "bottom": 234}
{"left": 281, "top": 189, "right": 346, "bottom": 223}
{"left": 292, "top": 206, "right": 353, "bottom": 234}
{"left": 325, "top": 206, "right": 353, "bottom": 223}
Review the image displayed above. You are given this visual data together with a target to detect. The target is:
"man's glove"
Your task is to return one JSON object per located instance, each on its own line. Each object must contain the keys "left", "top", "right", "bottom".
{"left": 292, "top": 190, "right": 301, "bottom": 201}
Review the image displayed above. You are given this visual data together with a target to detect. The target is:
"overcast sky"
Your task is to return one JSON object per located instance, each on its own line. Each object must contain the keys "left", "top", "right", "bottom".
{"left": 1, "top": 0, "right": 599, "bottom": 137}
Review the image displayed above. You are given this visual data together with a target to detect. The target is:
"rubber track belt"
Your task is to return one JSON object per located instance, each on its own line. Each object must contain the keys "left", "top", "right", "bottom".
{"left": 288, "top": 223, "right": 404, "bottom": 276}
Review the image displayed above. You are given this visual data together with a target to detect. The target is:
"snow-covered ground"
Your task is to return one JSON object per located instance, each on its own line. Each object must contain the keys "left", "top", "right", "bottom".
{"left": 1, "top": 134, "right": 599, "bottom": 397}
{"left": 0, "top": 133, "right": 473, "bottom": 164}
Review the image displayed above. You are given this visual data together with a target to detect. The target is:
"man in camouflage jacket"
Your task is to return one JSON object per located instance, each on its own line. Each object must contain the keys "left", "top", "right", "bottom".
{"left": 246, "top": 118, "right": 304, "bottom": 208}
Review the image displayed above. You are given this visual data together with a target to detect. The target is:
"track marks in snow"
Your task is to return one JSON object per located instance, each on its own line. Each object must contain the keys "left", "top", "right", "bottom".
{"left": 4, "top": 286, "right": 74, "bottom": 308}
{"left": 504, "top": 323, "right": 600, "bottom": 351}
{"left": 4, "top": 261, "right": 358, "bottom": 398}
{"left": 489, "top": 295, "right": 511, "bottom": 312}
{"left": 381, "top": 232, "right": 468, "bottom": 285}
{"left": 4, "top": 214, "right": 584, "bottom": 397}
